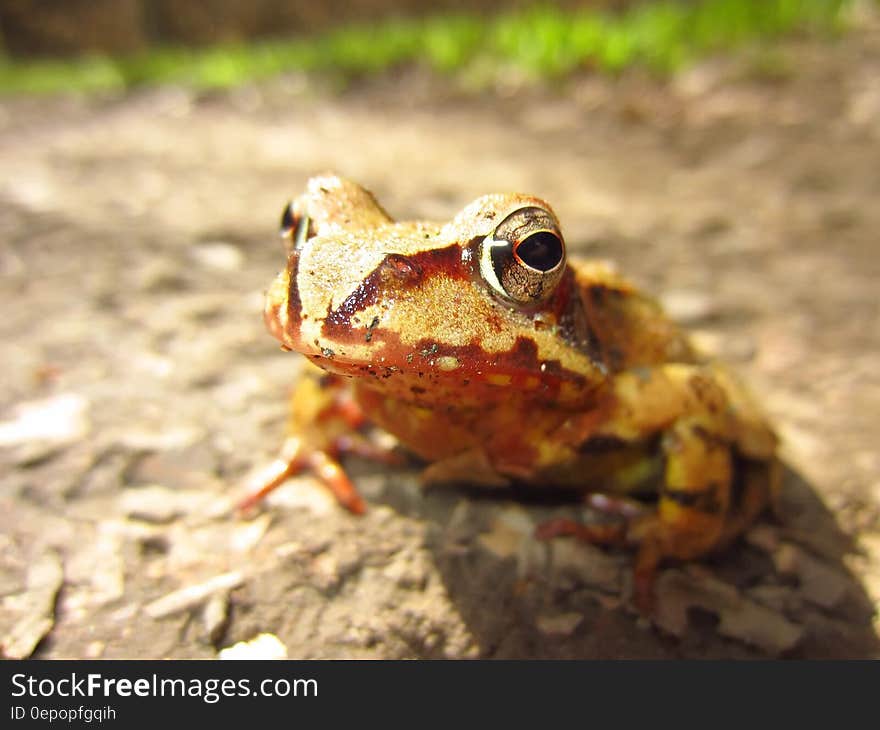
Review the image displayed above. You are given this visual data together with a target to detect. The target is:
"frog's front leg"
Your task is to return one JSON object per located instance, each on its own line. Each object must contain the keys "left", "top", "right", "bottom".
{"left": 240, "top": 368, "right": 399, "bottom": 516}
{"left": 239, "top": 432, "right": 366, "bottom": 514}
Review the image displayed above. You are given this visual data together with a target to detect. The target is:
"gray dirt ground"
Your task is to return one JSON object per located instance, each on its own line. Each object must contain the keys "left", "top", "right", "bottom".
{"left": 1, "top": 21, "right": 879, "bottom": 659}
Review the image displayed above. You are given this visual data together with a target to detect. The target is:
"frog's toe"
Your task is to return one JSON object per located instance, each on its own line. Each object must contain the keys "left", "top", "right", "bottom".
{"left": 307, "top": 448, "right": 366, "bottom": 514}
{"left": 533, "top": 517, "right": 628, "bottom": 545}
{"left": 237, "top": 454, "right": 299, "bottom": 514}
{"left": 534, "top": 514, "right": 659, "bottom": 614}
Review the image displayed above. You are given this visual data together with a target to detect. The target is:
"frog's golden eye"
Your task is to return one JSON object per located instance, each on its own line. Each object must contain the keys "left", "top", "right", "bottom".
{"left": 479, "top": 206, "right": 566, "bottom": 303}
{"left": 279, "top": 201, "right": 313, "bottom": 252}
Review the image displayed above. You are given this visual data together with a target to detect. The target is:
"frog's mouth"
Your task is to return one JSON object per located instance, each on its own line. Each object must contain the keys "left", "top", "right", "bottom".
{"left": 265, "top": 246, "right": 602, "bottom": 407}
{"left": 267, "top": 289, "right": 590, "bottom": 408}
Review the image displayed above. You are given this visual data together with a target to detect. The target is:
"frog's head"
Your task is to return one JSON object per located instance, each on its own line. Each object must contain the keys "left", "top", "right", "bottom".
{"left": 265, "top": 175, "right": 605, "bottom": 405}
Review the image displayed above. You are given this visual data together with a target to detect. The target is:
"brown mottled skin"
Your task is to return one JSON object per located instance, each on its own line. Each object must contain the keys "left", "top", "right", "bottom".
{"left": 257, "top": 174, "right": 780, "bottom": 611}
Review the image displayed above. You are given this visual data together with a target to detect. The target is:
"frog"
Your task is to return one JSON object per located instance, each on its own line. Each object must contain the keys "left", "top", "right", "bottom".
{"left": 249, "top": 173, "right": 780, "bottom": 612}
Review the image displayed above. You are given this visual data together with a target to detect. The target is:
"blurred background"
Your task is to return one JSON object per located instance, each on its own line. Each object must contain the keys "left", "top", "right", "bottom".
{"left": 0, "top": 1, "right": 652, "bottom": 57}
{"left": 0, "top": 1, "right": 878, "bottom": 659}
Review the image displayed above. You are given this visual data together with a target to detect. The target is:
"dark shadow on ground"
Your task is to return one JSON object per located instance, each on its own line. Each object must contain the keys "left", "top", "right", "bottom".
{"left": 370, "top": 461, "right": 879, "bottom": 659}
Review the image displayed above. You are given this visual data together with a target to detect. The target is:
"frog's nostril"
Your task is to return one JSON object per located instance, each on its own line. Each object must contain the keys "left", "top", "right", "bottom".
{"left": 379, "top": 253, "right": 422, "bottom": 282}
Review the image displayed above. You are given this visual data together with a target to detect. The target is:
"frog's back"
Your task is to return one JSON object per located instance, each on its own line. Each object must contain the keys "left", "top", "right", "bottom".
{"left": 570, "top": 259, "right": 696, "bottom": 373}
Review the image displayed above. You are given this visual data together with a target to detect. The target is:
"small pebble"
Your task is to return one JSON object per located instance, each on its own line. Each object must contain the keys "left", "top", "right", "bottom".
{"left": 121, "top": 485, "right": 214, "bottom": 524}
{"left": 84, "top": 641, "right": 105, "bottom": 659}
{"left": 654, "top": 569, "right": 803, "bottom": 655}
{"left": 549, "top": 539, "right": 622, "bottom": 593}
{"left": 145, "top": 571, "right": 244, "bottom": 619}
{"left": 773, "top": 543, "right": 850, "bottom": 610}
{"left": 478, "top": 505, "right": 534, "bottom": 558}
{"left": 202, "top": 592, "right": 230, "bottom": 645}
{"left": 660, "top": 289, "right": 718, "bottom": 325}
{"left": 745, "top": 524, "right": 781, "bottom": 553}
{"left": 0, "top": 393, "right": 89, "bottom": 446}
{"left": 230, "top": 514, "right": 272, "bottom": 553}
{"left": 191, "top": 242, "right": 245, "bottom": 271}
{"left": 535, "top": 612, "right": 583, "bottom": 637}
{"left": 2, "top": 551, "right": 64, "bottom": 659}
{"left": 219, "top": 633, "right": 287, "bottom": 660}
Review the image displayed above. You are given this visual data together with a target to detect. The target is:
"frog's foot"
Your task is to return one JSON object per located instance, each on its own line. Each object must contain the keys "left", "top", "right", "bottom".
{"left": 534, "top": 517, "right": 628, "bottom": 544}
{"left": 238, "top": 435, "right": 366, "bottom": 515}
{"left": 535, "top": 514, "right": 662, "bottom": 614}
{"left": 239, "top": 370, "right": 408, "bottom": 515}
{"left": 534, "top": 512, "right": 664, "bottom": 613}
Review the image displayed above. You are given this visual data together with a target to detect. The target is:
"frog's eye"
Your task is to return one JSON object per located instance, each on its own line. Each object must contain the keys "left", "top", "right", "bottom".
{"left": 479, "top": 206, "right": 566, "bottom": 303}
{"left": 279, "top": 201, "right": 313, "bottom": 252}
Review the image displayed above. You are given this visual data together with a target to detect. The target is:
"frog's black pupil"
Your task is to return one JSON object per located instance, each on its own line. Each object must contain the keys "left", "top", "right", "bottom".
{"left": 516, "top": 232, "right": 563, "bottom": 272}
{"left": 280, "top": 202, "right": 295, "bottom": 233}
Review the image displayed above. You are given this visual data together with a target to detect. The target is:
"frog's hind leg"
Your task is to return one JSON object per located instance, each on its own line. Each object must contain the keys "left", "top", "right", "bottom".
{"left": 536, "top": 416, "right": 733, "bottom": 614}
{"left": 627, "top": 455, "right": 778, "bottom": 615}
{"left": 627, "top": 417, "right": 733, "bottom": 612}
{"left": 538, "top": 363, "right": 776, "bottom": 614}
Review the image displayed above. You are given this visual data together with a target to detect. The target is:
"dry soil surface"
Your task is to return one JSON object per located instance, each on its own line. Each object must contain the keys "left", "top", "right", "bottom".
{"left": 1, "top": 23, "right": 879, "bottom": 659}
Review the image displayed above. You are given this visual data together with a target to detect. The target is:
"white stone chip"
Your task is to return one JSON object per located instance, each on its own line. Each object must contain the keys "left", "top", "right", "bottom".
{"left": 219, "top": 633, "right": 288, "bottom": 660}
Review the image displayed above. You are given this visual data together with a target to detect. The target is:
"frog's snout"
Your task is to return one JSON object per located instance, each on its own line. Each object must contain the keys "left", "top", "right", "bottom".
{"left": 264, "top": 256, "right": 301, "bottom": 352}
